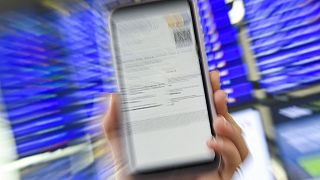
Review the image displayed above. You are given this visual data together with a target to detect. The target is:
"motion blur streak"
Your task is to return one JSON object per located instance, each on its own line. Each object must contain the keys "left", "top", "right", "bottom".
{"left": 0, "top": 0, "right": 120, "bottom": 179}
{"left": 0, "top": 0, "right": 319, "bottom": 179}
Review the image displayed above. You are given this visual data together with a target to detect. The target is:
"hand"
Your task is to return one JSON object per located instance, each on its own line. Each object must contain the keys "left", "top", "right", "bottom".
{"left": 103, "top": 71, "right": 249, "bottom": 180}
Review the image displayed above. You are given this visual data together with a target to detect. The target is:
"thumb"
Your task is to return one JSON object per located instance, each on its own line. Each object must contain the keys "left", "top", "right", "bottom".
{"left": 103, "top": 93, "right": 120, "bottom": 140}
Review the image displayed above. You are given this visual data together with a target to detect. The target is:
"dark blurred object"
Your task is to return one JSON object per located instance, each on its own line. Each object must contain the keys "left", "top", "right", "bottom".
{"left": 0, "top": 0, "right": 36, "bottom": 12}
{"left": 272, "top": 96, "right": 320, "bottom": 179}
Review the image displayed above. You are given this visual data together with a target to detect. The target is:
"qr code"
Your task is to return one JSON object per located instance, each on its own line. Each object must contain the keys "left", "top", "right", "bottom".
{"left": 173, "top": 28, "right": 192, "bottom": 48}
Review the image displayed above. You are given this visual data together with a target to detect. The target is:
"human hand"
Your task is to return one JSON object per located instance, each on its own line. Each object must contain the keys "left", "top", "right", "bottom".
{"left": 103, "top": 71, "right": 249, "bottom": 180}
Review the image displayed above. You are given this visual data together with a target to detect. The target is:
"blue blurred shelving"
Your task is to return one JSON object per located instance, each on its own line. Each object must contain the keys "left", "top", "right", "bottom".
{"left": 0, "top": 0, "right": 259, "bottom": 178}
{"left": 243, "top": 0, "right": 320, "bottom": 94}
{"left": 0, "top": 0, "right": 118, "bottom": 158}
{"left": 198, "top": 0, "right": 254, "bottom": 105}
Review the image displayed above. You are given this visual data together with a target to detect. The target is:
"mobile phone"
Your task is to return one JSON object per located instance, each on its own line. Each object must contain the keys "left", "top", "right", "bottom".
{"left": 109, "top": 0, "right": 219, "bottom": 174}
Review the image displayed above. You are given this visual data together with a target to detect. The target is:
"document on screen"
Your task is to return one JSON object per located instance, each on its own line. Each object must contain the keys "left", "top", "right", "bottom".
{"left": 111, "top": 0, "right": 215, "bottom": 170}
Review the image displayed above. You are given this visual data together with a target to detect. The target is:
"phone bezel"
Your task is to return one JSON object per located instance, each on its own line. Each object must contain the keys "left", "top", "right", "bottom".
{"left": 108, "top": 0, "right": 220, "bottom": 175}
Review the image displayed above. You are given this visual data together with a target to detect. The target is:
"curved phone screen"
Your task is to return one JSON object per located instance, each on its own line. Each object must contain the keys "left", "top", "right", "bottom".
{"left": 111, "top": 0, "right": 215, "bottom": 172}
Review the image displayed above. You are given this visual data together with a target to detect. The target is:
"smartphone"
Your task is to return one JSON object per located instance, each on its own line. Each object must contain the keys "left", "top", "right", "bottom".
{"left": 109, "top": 0, "right": 219, "bottom": 174}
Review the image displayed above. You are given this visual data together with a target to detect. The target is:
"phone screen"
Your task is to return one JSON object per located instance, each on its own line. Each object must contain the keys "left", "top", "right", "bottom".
{"left": 111, "top": 0, "right": 216, "bottom": 172}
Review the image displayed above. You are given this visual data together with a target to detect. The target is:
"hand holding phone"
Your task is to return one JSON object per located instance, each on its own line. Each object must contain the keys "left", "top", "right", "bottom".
{"left": 110, "top": 0, "right": 219, "bottom": 173}
{"left": 107, "top": 0, "right": 248, "bottom": 177}
{"left": 104, "top": 71, "right": 249, "bottom": 180}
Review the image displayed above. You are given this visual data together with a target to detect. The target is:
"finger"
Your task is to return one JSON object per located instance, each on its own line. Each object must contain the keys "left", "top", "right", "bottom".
{"left": 212, "top": 89, "right": 247, "bottom": 159}
{"left": 210, "top": 70, "right": 220, "bottom": 92}
{"left": 214, "top": 115, "right": 249, "bottom": 161}
{"left": 213, "top": 90, "right": 228, "bottom": 116}
{"left": 213, "top": 90, "right": 241, "bottom": 131}
{"left": 207, "top": 137, "right": 241, "bottom": 179}
{"left": 103, "top": 93, "right": 120, "bottom": 140}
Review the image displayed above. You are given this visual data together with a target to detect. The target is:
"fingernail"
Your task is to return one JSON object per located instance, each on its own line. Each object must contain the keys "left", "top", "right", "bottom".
{"left": 212, "top": 136, "right": 216, "bottom": 141}
{"left": 207, "top": 137, "right": 217, "bottom": 146}
{"left": 207, "top": 139, "right": 211, "bottom": 146}
{"left": 216, "top": 137, "right": 224, "bottom": 147}
{"left": 225, "top": 92, "right": 229, "bottom": 101}
{"left": 106, "top": 94, "right": 114, "bottom": 110}
{"left": 207, "top": 137, "right": 214, "bottom": 144}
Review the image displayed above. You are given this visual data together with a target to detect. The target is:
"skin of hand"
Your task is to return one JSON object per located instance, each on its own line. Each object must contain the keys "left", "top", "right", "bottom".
{"left": 103, "top": 71, "right": 249, "bottom": 180}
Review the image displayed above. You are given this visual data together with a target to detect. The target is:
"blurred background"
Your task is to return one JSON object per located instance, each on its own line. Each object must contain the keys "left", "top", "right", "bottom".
{"left": 0, "top": 0, "right": 319, "bottom": 179}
